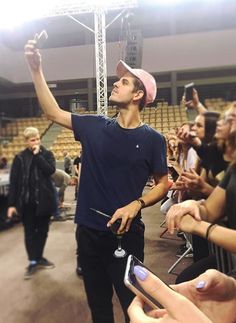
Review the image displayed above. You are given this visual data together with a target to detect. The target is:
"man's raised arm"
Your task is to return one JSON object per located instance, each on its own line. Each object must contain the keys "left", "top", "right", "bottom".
{"left": 25, "top": 39, "right": 72, "bottom": 129}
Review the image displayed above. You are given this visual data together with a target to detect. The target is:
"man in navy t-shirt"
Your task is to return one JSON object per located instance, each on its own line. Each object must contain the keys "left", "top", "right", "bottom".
{"left": 25, "top": 40, "right": 169, "bottom": 323}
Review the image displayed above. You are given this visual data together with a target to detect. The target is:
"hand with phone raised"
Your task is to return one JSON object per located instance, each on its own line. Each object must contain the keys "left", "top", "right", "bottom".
{"left": 127, "top": 266, "right": 236, "bottom": 323}
{"left": 182, "top": 85, "right": 208, "bottom": 115}
{"left": 24, "top": 30, "right": 48, "bottom": 72}
{"left": 184, "top": 82, "right": 195, "bottom": 103}
{"left": 34, "top": 30, "right": 48, "bottom": 49}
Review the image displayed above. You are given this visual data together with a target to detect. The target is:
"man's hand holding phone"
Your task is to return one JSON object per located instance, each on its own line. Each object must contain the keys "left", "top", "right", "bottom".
{"left": 107, "top": 200, "right": 141, "bottom": 234}
{"left": 24, "top": 30, "right": 48, "bottom": 72}
{"left": 34, "top": 30, "right": 48, "bottom": 49}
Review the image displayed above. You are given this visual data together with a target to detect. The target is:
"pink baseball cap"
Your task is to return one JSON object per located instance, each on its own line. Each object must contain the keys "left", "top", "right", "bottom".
{"left": 116, "top": 60, "right": 157, "bottom": 105}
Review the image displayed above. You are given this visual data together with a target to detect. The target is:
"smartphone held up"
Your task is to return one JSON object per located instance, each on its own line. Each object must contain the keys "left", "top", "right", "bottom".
{"left": 184, "top": 82, "right": 195, "bottom": 102}
{"left": 34, "top": 30, "right": 48, "bottom": 49}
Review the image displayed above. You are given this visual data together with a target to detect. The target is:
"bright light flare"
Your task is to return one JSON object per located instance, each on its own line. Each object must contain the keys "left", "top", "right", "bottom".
{"left": 142, "top": 0, "right": 194, "bottom": 6}
{"left": 0, "top": 0, "right": 58, "bottom": 29}
{"left": 0, "top": 0, "right": 137, "bottom": 30}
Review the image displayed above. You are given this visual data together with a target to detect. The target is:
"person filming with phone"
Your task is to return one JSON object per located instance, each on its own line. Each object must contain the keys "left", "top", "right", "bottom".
{"left": 25, "top": 36, "right": 169, "bottom": 322}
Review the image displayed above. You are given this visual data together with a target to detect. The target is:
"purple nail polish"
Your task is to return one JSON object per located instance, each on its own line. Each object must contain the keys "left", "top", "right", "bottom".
{"left": 134, "top": 265, "right": 148, "bottom": 281}
{"left": 196, "top": 280, "right": 206, "bottom": 289}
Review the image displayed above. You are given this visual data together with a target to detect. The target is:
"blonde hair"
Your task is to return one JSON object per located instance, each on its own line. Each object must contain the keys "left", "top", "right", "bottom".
{"left": 23, "top": 127, "right": 40, "bottom": 140}
{"left": 228, "top": 130, "right": 236, "bottom": 169}
{"left": 220, "top": 101, "right": 236, "bottom": 119}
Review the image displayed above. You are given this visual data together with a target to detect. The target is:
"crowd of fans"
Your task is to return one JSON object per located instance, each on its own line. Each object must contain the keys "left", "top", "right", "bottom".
{"left": 126, "top": 90, "right": 236, "bottom": 322}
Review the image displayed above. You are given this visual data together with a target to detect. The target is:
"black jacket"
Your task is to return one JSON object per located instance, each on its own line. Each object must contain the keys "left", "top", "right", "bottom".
{"left": 8, "top": 146, "right": 57, "bottom": 216}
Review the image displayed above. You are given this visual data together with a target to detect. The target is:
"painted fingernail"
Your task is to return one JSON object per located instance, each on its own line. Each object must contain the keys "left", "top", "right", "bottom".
{"left": 134, "top": 265, "right": 148, "bottom": 281}
{"left": 196, "top": 280, "right": 206, "bottom": 289}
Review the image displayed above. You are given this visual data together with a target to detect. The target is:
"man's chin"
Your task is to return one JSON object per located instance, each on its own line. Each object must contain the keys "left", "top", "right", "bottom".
{"left": 108, "top": 99, "right": 128, "bottom": 110}
{"left": 109, "top": 98, "right": 119, "bottom": 107}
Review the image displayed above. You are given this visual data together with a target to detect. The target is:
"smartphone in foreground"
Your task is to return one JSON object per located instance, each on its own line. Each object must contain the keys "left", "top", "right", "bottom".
{"left": 184, "top": 82, "right": 194, "bottom": 102}
{"left": 124, "top": 255, "right": 168, "bottom": 309}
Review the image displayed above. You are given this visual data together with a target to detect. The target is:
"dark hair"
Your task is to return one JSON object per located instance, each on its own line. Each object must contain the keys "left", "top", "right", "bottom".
{"left": 132, "top": 77, "right": 147, "bottom": 111}
{"left": 203, "top": 111, "right": 220, "bottom": 144}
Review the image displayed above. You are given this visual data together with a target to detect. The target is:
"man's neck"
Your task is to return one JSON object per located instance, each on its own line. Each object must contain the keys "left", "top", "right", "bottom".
{"left": 116, "top": 109, "right": 142, "bottom": 129}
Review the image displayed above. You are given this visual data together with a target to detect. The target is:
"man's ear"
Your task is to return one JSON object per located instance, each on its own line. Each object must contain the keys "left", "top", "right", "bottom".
{"left": 133, "top": 90, "right": 144, "bottom": 103}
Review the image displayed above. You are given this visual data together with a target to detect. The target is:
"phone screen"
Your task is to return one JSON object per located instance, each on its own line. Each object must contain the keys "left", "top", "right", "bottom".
{"left": 168, "top": 166, "right": 179, "bottom": 181}
{"left": 184, "top": 82, "right": 194, "bottom": 102}
{"left": 124, "top": 255, "right": 165, "bottom": 309}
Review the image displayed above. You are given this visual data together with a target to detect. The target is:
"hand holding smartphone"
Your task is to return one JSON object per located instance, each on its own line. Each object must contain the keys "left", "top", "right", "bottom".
{"left": 124, "top": 255, "right": 171, "bottom": 309}
{"left": 184, "top": 82, "right": 195, "bottom": 102}
{"left": 34, "top": 30, "right": 48, "bottom": 49}
{"left": 90, "top": 208, "right": 125, "bottom": 234}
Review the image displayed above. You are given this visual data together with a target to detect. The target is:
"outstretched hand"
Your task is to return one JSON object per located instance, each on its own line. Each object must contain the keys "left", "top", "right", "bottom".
{"left": 24, "top": 39, "right": 42, "bottom": 72}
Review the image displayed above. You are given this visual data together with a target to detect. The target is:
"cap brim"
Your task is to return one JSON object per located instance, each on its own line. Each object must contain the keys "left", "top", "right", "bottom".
{"left": 116, "top": 60, "right": 134, "bottom": 79}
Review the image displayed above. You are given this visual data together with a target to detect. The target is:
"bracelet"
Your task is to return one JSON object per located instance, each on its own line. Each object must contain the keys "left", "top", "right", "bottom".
{"left": 205, "top": 223, "right": 217, "bottom": 240}
{"left": 137, "top": 198, "right": 146, "bottom": 209}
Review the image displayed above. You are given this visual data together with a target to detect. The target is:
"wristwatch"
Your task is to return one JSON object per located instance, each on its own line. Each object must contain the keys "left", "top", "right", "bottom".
{"left": 137, "top": 198, "right": 146, "bottom": 209}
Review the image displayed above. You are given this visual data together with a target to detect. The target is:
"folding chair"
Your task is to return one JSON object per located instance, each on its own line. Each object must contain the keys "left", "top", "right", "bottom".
{"left": 168, "top": 233, "right": 193, "bottom": 274}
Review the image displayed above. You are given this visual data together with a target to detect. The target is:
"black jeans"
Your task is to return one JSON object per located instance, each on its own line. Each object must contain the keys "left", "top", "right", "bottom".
{"left": 192, "top": 234, "right": 210, "bottom": 262}
{"left": 76, "top": 224, "right": 144, "bottom": 323}
{"left": 22, "top": 204, "right": 51, "bottom": 262}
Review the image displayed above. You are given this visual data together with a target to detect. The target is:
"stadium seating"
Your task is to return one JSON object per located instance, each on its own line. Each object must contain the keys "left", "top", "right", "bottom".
{"left": 0, "top": 99, "right": 232, "bottom": 162}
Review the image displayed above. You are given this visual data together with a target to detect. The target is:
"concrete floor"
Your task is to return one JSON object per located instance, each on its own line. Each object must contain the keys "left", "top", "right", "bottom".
{"left": 0, "top": 187, "right": 191, "bottom": 323}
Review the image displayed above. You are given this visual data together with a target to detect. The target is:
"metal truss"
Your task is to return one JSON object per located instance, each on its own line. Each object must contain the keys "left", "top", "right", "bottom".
{"left": 94, "top": 10, "right": 107, "bottom": 115}
{"left": 42, "top": 0, "right": 137, "bottom": 16}
{"left": 41, "top": 0, "right": 138, "bottom": 115}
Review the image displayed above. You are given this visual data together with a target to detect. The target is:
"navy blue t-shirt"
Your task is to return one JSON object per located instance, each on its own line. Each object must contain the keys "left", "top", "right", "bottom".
{"left": 72, "top": 114, "right": 167, "bottom": 231}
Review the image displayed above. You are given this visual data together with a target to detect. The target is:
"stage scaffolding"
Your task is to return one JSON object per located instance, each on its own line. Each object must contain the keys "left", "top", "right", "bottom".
{"left": 39, "top": 0, "right": 138, "bottom": 115}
